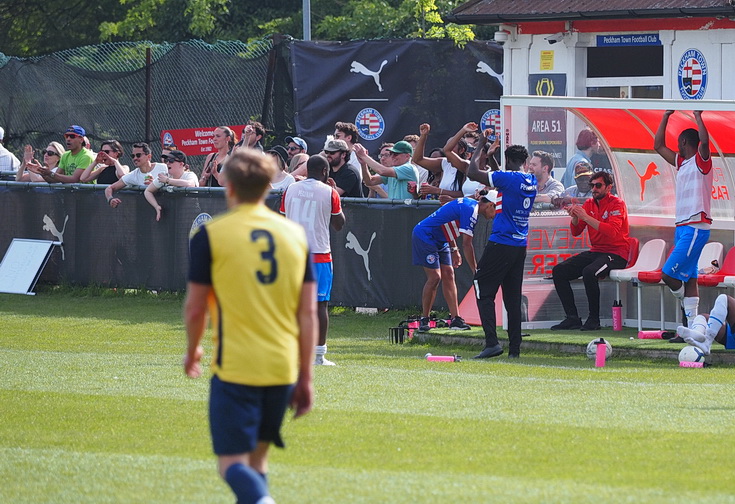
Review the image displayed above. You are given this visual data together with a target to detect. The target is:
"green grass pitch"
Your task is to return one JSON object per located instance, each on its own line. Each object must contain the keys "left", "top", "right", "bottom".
{"left": 2, "top": 290, "right": 735, "bottom": 503}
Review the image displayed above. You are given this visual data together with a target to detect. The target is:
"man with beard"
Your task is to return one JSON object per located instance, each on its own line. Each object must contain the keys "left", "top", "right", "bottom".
{"left": 551, "top": 171, "right": 630, "bottom": 331}
{"left": 323, "top": 139, "right": 362, "bottom": 197}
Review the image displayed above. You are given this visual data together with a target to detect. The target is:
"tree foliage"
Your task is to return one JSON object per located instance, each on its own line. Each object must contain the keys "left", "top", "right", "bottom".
{"left": 0, "top": 0, "right": 483, "bottom": 57}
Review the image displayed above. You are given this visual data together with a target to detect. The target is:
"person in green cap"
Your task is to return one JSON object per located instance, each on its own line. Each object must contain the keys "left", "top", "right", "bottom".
{"left": 354, "top": 140, "right": 419, "bottom": 200}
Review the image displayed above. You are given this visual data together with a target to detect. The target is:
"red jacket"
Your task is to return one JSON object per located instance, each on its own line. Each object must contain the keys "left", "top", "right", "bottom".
{"left": 571, "top": 193, "right": 630, "bottom": 261}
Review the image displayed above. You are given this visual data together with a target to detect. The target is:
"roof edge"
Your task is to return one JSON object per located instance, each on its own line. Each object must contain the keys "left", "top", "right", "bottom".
{"left": 446, "top": 7, "right": 735, "bottom": 25}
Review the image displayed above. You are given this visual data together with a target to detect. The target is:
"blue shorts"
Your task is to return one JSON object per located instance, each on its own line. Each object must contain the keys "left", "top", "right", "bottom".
{"left": 314, "top": 261, "right": 333, "bottom": 302}
{"left": 209, "top": 375, "right": 294, "bottom": 455}
{"left": 663, "top": 226, "right": 710, "bottom": 282}
{"left": 726, "top": 324, "right": 735, "bottom": 350}
{"left": 412, "top": 236, "right": 451, "bottom": 269}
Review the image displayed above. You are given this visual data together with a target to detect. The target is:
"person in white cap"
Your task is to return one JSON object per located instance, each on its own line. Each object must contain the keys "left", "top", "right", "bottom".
{"left": 0, "top": 127, "right": 21, "bottom": 172}
{"left": 411, "top": 189, "right": 498, "bottom": 332}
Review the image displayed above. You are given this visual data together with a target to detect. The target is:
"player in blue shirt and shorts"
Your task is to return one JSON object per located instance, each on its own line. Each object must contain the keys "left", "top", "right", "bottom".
{"left": 467, "top": 131, "right": 537, "bottom": 359}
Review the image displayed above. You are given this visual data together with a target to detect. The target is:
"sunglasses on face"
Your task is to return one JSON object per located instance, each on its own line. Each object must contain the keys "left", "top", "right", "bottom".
{"left": 101, "top": 149, "right": 116, "bottom": 155}
{"left": 591, "top": 182, "right": 604, "bottom": 189}
{"left": 132, "top": 153, "right": 146, "bottom": 158}
{"left": 324, "top": 150, "right": 339, "bottom": 155}
{"left": 286, "top": 146, "right": 301, "bottom": 151}
{"left": 64, "top": 134, "right": 80, "bottom": 139}
{"left": 165, "top": 159, "right": 179, "bottom": 164}
{"left": 43, "top": 150, "right": 59, "bottom": 156}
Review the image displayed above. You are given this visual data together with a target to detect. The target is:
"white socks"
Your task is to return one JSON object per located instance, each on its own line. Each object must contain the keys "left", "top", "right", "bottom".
{"left": 682, "top": 296, "right": 699, "bottom": 328}
{"left": 315, "top": 345, "right": 327, "bottom": 357}
{"left": 679, "top": 314, "right": 711, "bottom": 355}
{"left": 670, "top": 285, "right": 685, "bottom": 299}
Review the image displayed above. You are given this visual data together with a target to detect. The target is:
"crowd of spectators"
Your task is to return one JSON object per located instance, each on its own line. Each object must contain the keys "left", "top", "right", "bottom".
{"left": 2, "top": 120, "right": 604, "bottom": 224}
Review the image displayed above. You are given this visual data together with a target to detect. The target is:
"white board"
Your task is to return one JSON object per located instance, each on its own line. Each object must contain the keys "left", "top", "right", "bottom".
{"left": 0, "top": 239, "right": 60, "bottom": 295}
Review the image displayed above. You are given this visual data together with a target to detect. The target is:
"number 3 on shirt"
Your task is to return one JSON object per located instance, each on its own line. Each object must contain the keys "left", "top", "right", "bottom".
{"left": 251, "top": 229, "right": 278, "bottom": 284}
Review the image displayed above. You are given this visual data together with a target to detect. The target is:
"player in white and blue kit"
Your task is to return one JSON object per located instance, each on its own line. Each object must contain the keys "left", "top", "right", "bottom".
{"left": 412, "top": 191, "right": 498, "bottom": 330}
{"left": 654, "top": 110, "right": 712, "bottom": 328}
{"left": 467, "top": 132, "right": 537, "bottom": 359}
{"left": 678, "top": 294, "right": 735, "bottom": 355}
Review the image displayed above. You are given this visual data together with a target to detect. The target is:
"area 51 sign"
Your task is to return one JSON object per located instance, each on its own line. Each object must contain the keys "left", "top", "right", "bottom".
{"left": 528, "top": 107, "right": 567, "bottom": 167}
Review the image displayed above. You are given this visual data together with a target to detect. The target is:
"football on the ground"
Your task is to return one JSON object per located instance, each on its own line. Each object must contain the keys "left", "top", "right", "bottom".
{"left": 586, "top": 338, "right": 612, "bottom": 360}
{"left": 678, "top": 345, "right": 706, "bottom": 363}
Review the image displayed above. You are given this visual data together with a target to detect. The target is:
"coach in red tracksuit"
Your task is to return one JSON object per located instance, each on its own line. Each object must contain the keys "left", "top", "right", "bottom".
{"left": 550, "top": 171, "right": 630, "bottom": 331}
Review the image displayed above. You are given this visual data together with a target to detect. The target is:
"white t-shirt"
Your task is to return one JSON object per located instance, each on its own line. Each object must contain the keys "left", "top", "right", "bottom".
{"left": 0, "top": 145, "right": 20, "bottom": 172}
{"left": 152, "top": 170, "right": 199, "bottom": 189}
{"left": 414, "top": 162, "right": 429, "bottom": 185}
{"left": 121, "top": 162, "right": 168, "bottom": 187}
{"left": 271, "top": 173, "right": 295, "bottom": 191}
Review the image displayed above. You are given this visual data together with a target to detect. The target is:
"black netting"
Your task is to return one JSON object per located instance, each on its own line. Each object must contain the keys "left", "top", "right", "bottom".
{"left": 0, "top": 39, "right": 284, "bottom": 174}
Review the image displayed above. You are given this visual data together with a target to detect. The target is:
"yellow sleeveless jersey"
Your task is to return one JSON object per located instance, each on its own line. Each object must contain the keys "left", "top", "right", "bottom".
{"left": 189, "top": 203, "right": 310, "bottom": 386}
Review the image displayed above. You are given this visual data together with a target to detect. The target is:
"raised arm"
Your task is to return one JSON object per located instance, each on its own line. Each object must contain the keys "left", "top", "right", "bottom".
{"left": 443, "top": 122, "right": 477, "bottom": 171}
{"left": 354, "top": 144, "right": 395, "bottom": 178}
{"left": 467, "top": 131, "right": 491, "bottom": 186}
{"left": 693, "top": 110, "right": 710, "bottom": 160}
{"left": 412, "top": 123, "right": 443, "bottom": 173}
{"left": 358, "top": 153, "right": 384, "bottom": 187}
{"left": 80, "top": 151, "right": 110, "bottom": 183}
{"left": 653, "top": 110, "right": 677, "bottom": 166}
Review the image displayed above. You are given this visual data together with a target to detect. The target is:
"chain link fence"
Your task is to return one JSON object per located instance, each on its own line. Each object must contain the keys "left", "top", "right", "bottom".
{"left": 0, "top": 38, "right": 292, "bottom": 173}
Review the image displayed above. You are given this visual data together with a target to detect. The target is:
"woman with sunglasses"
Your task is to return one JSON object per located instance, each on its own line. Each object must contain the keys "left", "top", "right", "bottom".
{"left": 144, "top": 150, "right": 199, "bottom": 221}
{"left": 16, "top": 142, "right": 66, "bottom": 182}
{"left": 80, "top": 140, "right": 130, "bottom": 184}
{"left": 199, "top": 126, "right": 237, "bottom": 187}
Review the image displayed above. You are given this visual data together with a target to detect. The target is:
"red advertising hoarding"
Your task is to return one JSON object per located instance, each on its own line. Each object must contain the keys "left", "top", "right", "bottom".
{"left": 160, "top": 125, "right": 246, "bottom": 156}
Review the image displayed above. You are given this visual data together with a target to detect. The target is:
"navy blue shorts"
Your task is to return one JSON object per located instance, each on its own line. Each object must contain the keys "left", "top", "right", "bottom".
{"left": 209, "top": 375, "right": 294, "bottom": 455}
{"left": 412, "top": 236, "right": 451, "bottom": 269}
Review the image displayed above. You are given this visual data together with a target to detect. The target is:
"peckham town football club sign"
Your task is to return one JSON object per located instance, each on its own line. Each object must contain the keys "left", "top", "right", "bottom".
{"left": 678, "top": 48, "right": 708, "bottom": 100}
{"left": 355, "top": 108, "right": 385, "bottom": 141}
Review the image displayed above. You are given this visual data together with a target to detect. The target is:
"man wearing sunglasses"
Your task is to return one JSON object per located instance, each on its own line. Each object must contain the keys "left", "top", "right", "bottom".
{"left": 39, "top": 125, "right": 94, "bottom": 183}
{"left": 551, "top": 171, "right": 630, "bottom": 332}
{"left": 105, "top": 142, "right": 168, "bottom": 209}
{"left": 284, "top": 136, "right": 307, "bottom": 163}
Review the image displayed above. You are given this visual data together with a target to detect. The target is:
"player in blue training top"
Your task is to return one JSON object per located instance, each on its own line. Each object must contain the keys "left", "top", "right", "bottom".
{"left": 467, "top": 130, "right": 537, "bottom": 359}
{"left": 412, "top": 190, "right": 499, "bottom": 331}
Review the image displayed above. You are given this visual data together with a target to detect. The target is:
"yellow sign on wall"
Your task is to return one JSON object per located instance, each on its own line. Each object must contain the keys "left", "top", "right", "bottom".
{"left": 540, "top": 51, "right": 554, "bottom": 71}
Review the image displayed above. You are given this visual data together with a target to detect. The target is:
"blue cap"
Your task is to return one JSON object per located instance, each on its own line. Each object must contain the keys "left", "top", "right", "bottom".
{"left": 65, "top": 125, "right": 86, "bottom": 136}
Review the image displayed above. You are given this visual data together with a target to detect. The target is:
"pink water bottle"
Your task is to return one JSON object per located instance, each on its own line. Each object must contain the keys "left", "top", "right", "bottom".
{"left": 638, "top": 330, "right": 665, "bottom": 339}
{"left": 595, "top": 339, "right": 607, "bottom": 367}
{"left": 612, "top": 300, "right": 622, "bottom": 331}
{"left": 425, "top": 353, "right": 460, "bottom": 362}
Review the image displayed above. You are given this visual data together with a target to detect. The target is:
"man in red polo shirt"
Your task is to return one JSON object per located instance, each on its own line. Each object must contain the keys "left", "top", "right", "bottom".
{"left": 551, "top": 171, "right": 630, "bottom": 331}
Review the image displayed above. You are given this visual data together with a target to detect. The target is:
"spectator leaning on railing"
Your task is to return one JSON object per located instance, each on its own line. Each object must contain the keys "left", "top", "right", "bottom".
{"left": 144, "top": 150, "right": 198, "bottom": 221}
{"left": 105, "top": 142, "right": 168, "bottom": 209}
